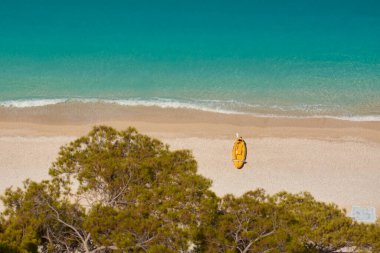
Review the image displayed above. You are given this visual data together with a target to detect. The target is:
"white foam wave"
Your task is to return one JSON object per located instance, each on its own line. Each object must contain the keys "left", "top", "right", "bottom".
{"left": 0, "top": 99, "right": 67, "bottom": 108}
{"left": 104, "top": 98, "right": 246, "bottom": 115}
{"left": 0, "top": 98, "right": 379, "bottom": 122}
{"left": 325, "top": 115, "right": 380, "bottom": 122}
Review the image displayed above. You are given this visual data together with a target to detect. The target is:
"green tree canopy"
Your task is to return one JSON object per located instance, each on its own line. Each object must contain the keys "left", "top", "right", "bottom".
{"left": 1, "top": 126, "right": 217, "bottom": 252}
{"left": 206, "top": 189, "right": 292, "bottom": 253}
{"left": 273, "top": 192, "right": 360, "bottom": 253}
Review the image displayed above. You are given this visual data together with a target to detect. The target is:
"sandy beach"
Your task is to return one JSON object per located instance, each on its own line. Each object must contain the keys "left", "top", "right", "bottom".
{"left": 1, "top": 103, "right": 380, "bottom": 216}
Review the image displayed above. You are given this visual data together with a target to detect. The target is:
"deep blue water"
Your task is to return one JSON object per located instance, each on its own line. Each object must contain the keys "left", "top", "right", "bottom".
{"left": 0, "top": 0, "right": 380, "bottom": 118}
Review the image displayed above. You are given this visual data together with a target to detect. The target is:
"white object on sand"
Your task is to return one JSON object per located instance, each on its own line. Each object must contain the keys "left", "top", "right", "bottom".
{"left": 351, "top": 206, "right": 376, "bottom": 223}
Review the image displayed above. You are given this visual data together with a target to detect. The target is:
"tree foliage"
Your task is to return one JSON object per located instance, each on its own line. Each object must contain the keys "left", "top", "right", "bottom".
{"left": 0, "top": 126, "right": 379, "bottom": 252}
{"left": 1, "top": 126, "right": 217, "bottom": 252}
{"left": 273, "top": 192, "right": 360, "bottom": 253}
{"left": 206, "top": 190, "right": 291, "bottom": 253}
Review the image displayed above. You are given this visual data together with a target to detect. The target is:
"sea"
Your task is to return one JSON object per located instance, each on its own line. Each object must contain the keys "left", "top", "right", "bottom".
{"left": 0, "top": 0, "right": 379, "bottom": 120}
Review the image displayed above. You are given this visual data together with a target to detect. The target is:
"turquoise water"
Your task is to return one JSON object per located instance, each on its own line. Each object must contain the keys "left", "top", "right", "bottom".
{"left": 1, "top": 0, "right": 380, "bottom": 119}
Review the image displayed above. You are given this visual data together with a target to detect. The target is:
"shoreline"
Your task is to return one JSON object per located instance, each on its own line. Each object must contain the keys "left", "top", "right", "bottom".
{"left": 1, "top": 102, "right": 380, "bottom": 142}
{"left": 1, "top": 99, "right": 379, "bottom": 122}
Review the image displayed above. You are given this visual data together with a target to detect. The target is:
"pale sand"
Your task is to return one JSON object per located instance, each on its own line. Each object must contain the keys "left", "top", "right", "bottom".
{"left": 0, "top": 136, "right": 75, "bottom": 194}
{"left": 0, "top": 104, "right": 380, "bottom": 215}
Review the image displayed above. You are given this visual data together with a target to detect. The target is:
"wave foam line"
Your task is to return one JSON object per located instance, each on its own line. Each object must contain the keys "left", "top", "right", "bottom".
{"left": 0, "top": 98, "right": 379, "bottom": 122}
{"left": 105, "top": 99, "right": 245, "bottom": 115}
{"left": 0, "top": 99, "right": 67, "bottom": 108}
{"left": 0, "top": 98, "right": 244, "bottom": 114}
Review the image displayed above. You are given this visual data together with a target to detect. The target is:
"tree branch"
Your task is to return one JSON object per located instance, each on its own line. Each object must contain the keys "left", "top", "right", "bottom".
{"left": 47, "top": 202, "right": 90, "bottom": 253}
{"left": 253, "top": 230, "right": 275, "bottom": 244}
{"left": 90, "top": 245, "right": 119, "bottom": 253}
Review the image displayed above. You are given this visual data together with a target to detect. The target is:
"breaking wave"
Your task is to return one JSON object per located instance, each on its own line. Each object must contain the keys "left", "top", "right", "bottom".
{"left": 0, "top": 98, "right": 379, "bottom": 122}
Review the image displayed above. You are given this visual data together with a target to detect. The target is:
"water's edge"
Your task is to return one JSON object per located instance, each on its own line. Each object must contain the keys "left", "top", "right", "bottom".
{"left": 1, "top": 98, "right": 379, "bottom": 122}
